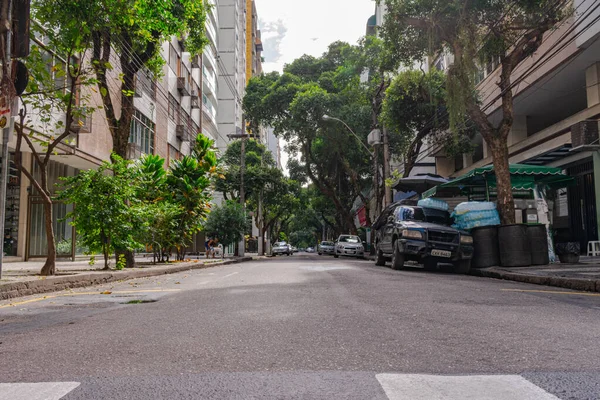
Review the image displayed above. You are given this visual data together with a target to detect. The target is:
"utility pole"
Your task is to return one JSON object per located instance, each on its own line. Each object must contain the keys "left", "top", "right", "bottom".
{"left": 0, "top": 0, "right": 14, "bottom": 279}
{"left": 382, "top": 126, "right": 392, "bottom": 206}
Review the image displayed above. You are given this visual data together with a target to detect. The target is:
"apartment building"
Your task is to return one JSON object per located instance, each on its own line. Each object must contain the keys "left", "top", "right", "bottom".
{"left": 217, "top": 0, "right": 247, "bottom": 151}
{"left": 431, "top": 0, "right": 600, "bottom": 248}
{"left": 7, "top": 13, "right": 214, "bottom": 260}
{"left": 201, "top": 0, "right": 220, "bottom": 148}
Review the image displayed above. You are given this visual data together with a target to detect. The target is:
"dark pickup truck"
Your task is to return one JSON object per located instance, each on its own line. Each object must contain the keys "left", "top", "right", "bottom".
{"left": 372, "top": 203, "right": 474, "bottom": 274}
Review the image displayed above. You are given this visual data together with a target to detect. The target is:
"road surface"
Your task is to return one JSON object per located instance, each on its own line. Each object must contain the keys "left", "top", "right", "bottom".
{"left": 0, "top": 254, "right": 599, "bottom": 399}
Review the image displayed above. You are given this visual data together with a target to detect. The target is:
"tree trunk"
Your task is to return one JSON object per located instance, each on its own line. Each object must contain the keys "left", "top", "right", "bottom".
{"left": 115, "top": 249, "right": 136, "bottom": 268}
{"left": 490, "top": 137, "right": 515, "bottom": 225}
{"left": 40, "top": 200, "right": 56, "bottom": 276}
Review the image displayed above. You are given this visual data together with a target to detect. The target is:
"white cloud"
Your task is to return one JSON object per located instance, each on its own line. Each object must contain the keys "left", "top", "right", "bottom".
{"left": 256, "top": 0, "right": 375, "bottom": 72}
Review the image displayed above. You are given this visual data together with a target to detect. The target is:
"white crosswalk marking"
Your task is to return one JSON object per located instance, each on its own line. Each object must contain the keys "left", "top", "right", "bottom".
{"left": 376, "top": 374, "right": 559, "bottom": 400}
{"left": 0, "top": 382, "right": 80, "bottom": 400}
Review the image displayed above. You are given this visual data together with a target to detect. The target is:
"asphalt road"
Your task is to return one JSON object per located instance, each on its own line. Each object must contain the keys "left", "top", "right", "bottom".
{"left": 0, "top": 254, "right": 599, "bottom": 399}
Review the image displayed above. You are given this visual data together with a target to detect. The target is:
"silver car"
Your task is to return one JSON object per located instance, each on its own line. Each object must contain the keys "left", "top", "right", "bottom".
{"left": 334, "top": 235, "right": 365, "bottom": 259}
{"left": 318, "top": 241, "right": 335, "bottom": 255}
{"left": 272, "top": 241, "right": 292, "bottom": 256}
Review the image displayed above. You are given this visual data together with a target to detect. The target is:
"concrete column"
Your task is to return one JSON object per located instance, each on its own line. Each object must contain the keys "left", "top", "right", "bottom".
{"left": 482, "top": 138, "right": 489, "bottom": 159}
{"left": 16, "top": 152, "right": 31, "bottom": 260}
{"left": 593, "top": 151, "right": 600, "bottom": 240}
{"left": 436, "top": 156, "right": 455, "bottom": 177}
{"left": 508, "top": 115, "right": 528, "bottom": 147}
{"left": 586, "top": 62, "right": 600, "bottom": 107}
{"left": 463, "top": 153, "right": 473, "bottom": 169}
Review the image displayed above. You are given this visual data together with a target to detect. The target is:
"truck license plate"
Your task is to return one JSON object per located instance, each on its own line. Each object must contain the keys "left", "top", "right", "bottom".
{"left": 431, "top": 249, "right": 451, "bottom": 258}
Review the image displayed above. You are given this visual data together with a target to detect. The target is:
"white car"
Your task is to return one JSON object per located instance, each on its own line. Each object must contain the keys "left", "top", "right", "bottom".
{"left": 334, "top": 235, "right": 365, "bottom": 259}
{"left": 272, "top": 241, "right": 292, "bottom": 256}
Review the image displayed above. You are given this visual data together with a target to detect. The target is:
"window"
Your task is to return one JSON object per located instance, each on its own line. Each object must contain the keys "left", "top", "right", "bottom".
{"left": 168, "top": 94, "right": 178, "bottom": 121}
{"left": 169, "top": 43, "right": 180, "bottom": 73}
{"left": 395, "top": 207, "right": 425, "bottom": 222}
{"left": 338, "top": 236, "right": 361, "bottom": 243}
{"left": 129, "top": 110, "right": 155, "bottom": 155}
{"left": 169, "top": 144, "right": 182, "bottom": 162}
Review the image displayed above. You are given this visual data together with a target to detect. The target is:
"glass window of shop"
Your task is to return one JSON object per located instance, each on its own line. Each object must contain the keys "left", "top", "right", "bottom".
{"left": 28, "top": 159, "right": 81, "bottom": 258}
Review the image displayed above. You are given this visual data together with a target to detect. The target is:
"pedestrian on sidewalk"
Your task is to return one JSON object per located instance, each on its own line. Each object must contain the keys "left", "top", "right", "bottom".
{"left": 206, "top": 237, "right": 215, "bottom": 258}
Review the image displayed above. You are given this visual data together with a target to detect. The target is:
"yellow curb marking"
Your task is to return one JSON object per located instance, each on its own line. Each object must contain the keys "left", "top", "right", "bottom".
{"left": 501, "top": 288, "right": 600, "bottom": 297}
{"left": 0, "top": 289, "right": 182, "bottom": 308}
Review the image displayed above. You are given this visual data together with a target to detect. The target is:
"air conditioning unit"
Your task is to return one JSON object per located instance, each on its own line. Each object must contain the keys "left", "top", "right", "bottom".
{"left": 177, "top": 77, "right": 190, "bottom": 96}
{"left": 176, "top": 124, "right": 185, "bottom": 140}
{"left": 571, "top": 120, "right": 600, "bottom": 148}
{"left": 191, "top": 91, "right": 200, "bottom": 109}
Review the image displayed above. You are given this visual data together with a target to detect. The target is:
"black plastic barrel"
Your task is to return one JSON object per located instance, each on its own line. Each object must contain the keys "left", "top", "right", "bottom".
{"left": 471, "top": 225, "right": 500, "bottom": 268}
{"left": 527, "top": 224, "right": 550, "bottom": 265}
{"left": 498, "top": 224, "right": 532, "bottom": 267}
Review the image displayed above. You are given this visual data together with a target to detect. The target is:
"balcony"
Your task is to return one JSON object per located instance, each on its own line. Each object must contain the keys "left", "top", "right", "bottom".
{"left": 177, "top": 66, "right": 191, "bottom": 96}
{"left": 202, "top": 66, "right": 217, "bottom": 96}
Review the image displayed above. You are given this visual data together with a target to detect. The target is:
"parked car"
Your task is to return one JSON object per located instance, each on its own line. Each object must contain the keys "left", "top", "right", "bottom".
{"left": 372, "top": 203, "right": 473, "bottom": 273}
{"left": 318, "top": 241, "right": 336, "bottom": 255}
{"left": 273, "top": 241, "right": 292, "bottom": 256}
{"left": 291, "top": 246, "right": 298, "bottom": 253}
{"left": 306, "top": 247, "right": 316, "bottom": 253}
{"left": 333, "top": 235, "right": 365, "bottom": 259}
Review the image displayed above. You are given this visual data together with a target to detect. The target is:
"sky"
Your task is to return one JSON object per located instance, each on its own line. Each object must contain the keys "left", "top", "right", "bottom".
{"left": 254, "top": 0, "right": 377, "bottom": 169}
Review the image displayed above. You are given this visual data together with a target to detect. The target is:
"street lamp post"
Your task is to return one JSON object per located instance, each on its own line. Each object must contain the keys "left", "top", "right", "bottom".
{"left": 322, "top": 114, "right": 374, "bottom": 157}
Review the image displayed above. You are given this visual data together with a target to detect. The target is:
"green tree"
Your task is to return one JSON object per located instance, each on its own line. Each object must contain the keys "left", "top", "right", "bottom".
{"left": 382, "top": 69, "right": 449, "bottom": 178}
{"left": 166, "top": 134, "right": 217, "bottom": 260}
{"left": 379, "top": 0, "right": 570, "bottom": 223}
{"left": 13, "top": 23, "right": 96, "bottom": 275}
{"left": 58, "top": 156, "right": 146, "bottom": 270}
{"left": 33, "top": 0, "right": 209, "bottom": 159}
{"left": 204, "top": 201, "right": 247, "bottom": 256}
{"left": 244, "top": 43, "right": 376, "bottom": 234}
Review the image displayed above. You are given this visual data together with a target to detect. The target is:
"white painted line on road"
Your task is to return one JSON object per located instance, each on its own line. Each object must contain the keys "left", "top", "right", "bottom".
{"left": 221, "top": 272, "right": 239, "bottom": 279}
{"left": 0, "top": 382, "right": 80, "bottom": 400}
{"left": 376, "top": 374, "right": 559, "bottom": 400}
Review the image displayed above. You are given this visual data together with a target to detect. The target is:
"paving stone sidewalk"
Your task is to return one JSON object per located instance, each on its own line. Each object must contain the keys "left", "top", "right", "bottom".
{"left": 0, "top": 255, "right": 261, "bottom": 300}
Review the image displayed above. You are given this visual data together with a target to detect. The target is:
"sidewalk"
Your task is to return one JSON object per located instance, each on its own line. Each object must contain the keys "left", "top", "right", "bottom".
{"left": 474, "top": 260, "right": 600, "bottom": 292}
{"left": 364, "top": 254, "right": 600, "bottom": 292}
{"left": 0, "top": 255, "right": 263, "bottom": 301}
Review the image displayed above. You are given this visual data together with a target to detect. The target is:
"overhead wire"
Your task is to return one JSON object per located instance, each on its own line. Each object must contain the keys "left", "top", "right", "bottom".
{"left": 407, "top": 0, "right": 599, "bottom": 169}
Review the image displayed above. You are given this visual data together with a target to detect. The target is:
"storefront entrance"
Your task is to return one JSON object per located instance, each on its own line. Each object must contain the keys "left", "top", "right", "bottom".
{"left": 567, "top": 160, "right": 598, "bottom": 249}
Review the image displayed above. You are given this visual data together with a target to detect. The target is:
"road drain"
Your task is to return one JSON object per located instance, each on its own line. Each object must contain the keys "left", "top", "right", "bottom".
{"left": 123, "top": 299, "right": 157, "bottom": 304}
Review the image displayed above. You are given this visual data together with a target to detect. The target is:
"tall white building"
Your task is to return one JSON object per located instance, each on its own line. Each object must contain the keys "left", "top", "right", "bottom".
{"left": 217, "top": 0, "right": 247, "bottom": 151}
{"left": 201, "top": 0, "right": 220, "bottom": 146}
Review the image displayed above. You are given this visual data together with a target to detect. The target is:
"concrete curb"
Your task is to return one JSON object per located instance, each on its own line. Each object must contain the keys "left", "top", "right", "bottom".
{"left": 0, "top": 257, "right": 253, "bottom": 301}
{"left": 471, "top": 267, "right": 600, "bottom": 293}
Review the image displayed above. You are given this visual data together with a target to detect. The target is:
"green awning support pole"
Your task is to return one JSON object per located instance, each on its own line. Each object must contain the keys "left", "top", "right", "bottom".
{"left": 485, "top": 177, "right": 490, "bottom": 202}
